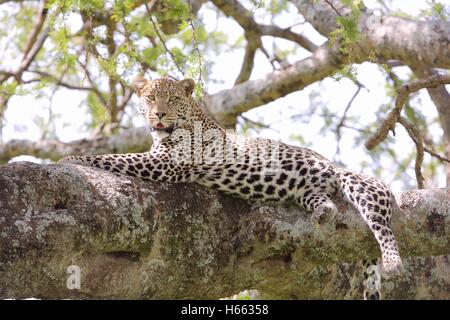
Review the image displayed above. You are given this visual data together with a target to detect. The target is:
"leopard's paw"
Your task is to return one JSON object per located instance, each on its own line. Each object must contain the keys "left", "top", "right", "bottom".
{"left": 311, "top": 202, "right": 338, "bottom": 225}
{"left": 382, "top": 256, "right": 403, "bottom": 278}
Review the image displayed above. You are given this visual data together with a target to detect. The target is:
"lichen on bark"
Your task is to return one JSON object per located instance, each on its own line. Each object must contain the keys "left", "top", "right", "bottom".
{"left": 0, "top": 161, "right": 449, "bottom": 299}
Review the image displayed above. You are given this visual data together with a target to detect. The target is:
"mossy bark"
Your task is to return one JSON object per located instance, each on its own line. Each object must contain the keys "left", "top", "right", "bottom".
{"left": 0, "top": 161, "right": 449, "bottom": 299}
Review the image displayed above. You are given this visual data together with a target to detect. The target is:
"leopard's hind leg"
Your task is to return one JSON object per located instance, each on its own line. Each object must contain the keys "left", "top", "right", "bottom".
{"left": 338, "top": 169, "right": 403, "bottom": 277}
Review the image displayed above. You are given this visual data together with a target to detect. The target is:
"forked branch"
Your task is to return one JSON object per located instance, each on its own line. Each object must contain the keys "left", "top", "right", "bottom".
{"left": 366, "top": 73, "right": 450, "bottom": 151}
{"left": 365, "top": 73, "right": 450, "bottom": 188}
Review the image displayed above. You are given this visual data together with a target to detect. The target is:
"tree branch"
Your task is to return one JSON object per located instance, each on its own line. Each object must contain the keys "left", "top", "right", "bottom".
{"left": 0, "top": 0, "right": 50, "bottom": 124}
{"left": 234, "top": 32, "right": 259, "bottom": 85}
{"left": 0, "top": 161, "right": 449, "bottom": 299}
{"left": 398, "top": 116, "right": 425, "bottom": 189}
{"left": 0, "top": 127, "right": 151, "bottom": 163}
{"left": 76, "top": 57, "right": 108, "bottom": 107}
{"left": 211, "top": 0, "right": 317, "bottom": 51}
{"left": 203, "top": 0, "right": 450, "bottom": 126}
{"left": 365, "top": 73, "right": 450, "bottom": 151}
{"left": 213, "top": 0, "right": 319, "bottom": 86}
{"left": 334, "top": 83, "right": 363, "bottom": 160}
{"left": 146, "top": 2, "right": 185, "bottom": 77}
{"left": 20, "top": 0, "right": 48, "bottom": 63}
{"left": 412, "top": 67, "right": 450, "bottom": 186}
{"left": 258, "top": 24, "right": 318, "bottom": 52}
{"left": 0, "top": 0, "right": 49, "bottom": 83}
{"left": 204, "top": 42, "right": 351, "bottom": 127}
{"left": 292, "top": 0, "right": 450, "bottom": 69}
{"left": 15, "top": 24, "right": 49, "bottom": 80}
{"left": 23, "top": 70, "right": 94, "bottom": 91}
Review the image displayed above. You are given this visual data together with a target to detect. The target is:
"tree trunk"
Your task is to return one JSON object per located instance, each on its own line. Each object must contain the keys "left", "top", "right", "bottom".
{"left": 0, "top": 162, "right": 449, "bottom": 299}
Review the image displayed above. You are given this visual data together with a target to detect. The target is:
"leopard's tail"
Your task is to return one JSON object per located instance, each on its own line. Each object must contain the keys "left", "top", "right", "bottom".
{"left": 336, "top": 168, "right": 403, "bottom": 278}
{"left": 362, "top": 258, "right": 382, "bottom": 300}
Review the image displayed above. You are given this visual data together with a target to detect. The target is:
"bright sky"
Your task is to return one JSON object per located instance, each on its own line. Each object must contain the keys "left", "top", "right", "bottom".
{"left": 2, "top": 0, "right": 449, "bottom": 192}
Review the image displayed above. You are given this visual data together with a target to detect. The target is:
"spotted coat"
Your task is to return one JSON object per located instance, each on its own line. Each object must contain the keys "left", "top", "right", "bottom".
{"left": 60, "top": 77, "right": 403, "bottom": 298}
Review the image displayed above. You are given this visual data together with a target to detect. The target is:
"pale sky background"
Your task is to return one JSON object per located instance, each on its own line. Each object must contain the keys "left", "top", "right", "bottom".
{"left": 2, "top": 0, "right": 449, "bottom": 192}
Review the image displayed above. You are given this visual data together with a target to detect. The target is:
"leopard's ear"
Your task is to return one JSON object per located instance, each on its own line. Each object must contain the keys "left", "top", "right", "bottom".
{"left": 132, "top": 75, "right": 149, "bottom": 96}
{"left": 178, "top": 78, "right": 195, "bottom": 97}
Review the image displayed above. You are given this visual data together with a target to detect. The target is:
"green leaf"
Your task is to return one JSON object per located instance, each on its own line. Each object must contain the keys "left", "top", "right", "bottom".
{"left": 87, "top": 92, "right": 110, "bottom": 127}
{"left": 142, "top": 46, "right": 164, "bottom": 64}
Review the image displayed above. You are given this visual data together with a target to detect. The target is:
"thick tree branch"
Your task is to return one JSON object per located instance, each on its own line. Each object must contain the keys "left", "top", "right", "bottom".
{"left": 204, "top": 42, "right": 352, "bottom": 126}
{"left": 0, "top": 161, "right": 449, "bottom": 299}
{"left": 0, "top": 127, "right": 151, "bottom": 163}
{"left": 292, "top": 0, "right": 353, "bottom": 37}
{"left": 293, "top": 0, "right": 450, "bottom": 69}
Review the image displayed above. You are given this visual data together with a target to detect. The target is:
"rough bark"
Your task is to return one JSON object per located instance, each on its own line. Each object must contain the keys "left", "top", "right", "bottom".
{"left": 293, "top": 0, "right": 450, "bottom": 64}
{"left": 0, "top": 161, "right": 449, "bottom": 299}
{"left": 291, "top": 253, "right": 450, "bottom": 299}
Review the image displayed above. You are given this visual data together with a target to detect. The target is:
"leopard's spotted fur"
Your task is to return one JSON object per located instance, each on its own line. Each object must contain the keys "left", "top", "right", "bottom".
{"left": 60, "top": 77, "right": 403, "bottom": 299}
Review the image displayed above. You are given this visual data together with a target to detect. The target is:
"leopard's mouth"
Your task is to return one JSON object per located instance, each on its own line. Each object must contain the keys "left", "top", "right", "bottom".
{"left": 151, "top": 123, "right": 175, "bottom": 134}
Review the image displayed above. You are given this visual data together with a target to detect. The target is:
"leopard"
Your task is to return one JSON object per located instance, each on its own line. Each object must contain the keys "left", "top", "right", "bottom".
{"left": 59, "top": 76, "right": 403, "bottom": 299}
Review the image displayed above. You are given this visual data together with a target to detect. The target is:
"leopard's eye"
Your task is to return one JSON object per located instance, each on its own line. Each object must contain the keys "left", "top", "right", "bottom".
{"left": 146, "top": 95, "right": 155, "bottom": 103}
{"left": 168, "top": 96, "right": 179, "bottom": 103}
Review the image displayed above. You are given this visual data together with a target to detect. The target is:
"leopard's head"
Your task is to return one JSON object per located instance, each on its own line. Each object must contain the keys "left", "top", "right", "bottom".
{"left": 132, "top": 76, "right": 196, "bottom": 140}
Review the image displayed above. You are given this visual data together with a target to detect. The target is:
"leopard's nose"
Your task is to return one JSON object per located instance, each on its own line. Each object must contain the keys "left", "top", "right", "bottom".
{"left": 154, "top": 112, "right": 166, "bottom": 119}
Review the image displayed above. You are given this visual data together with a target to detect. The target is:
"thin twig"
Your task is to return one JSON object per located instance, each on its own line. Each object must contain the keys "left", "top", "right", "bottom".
{"left": 398, "top": 116, "right": 425, "bottom": 189}
{"left": 188, "top": 0, "right": 204, "bottom": 89}
{"left": 25, "top": 70, "right": 94, "bottom": 91}
{"left": 259, "top": 44, "right": 277, "bottom": 70}
{"left": 336, "top": 84, "right": 363, "bottom": 136}
{"left": 145, "top": 3, "right": 184, "bottom": 77}
{"left": 423, "top": 145, "right": 450, "bottom": 164}
{"left": 324, "top": 0, "right": 342, "bottom": 17}
{"left": 334, "top": 84, "right": 363, "bottom": 158}
{"left": 76, "top": 58, "right": 108, "bottom": 106}
{"left": 240, "top": 115, "right": 279, "bottom": 133}
{"left": 41, "top": 66, "right": 70, "bottom": 140}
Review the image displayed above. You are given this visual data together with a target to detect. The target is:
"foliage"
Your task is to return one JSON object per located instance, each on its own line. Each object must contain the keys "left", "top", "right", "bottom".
{"left": 0, "top": 0, "right": 448, "bottom": 190}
